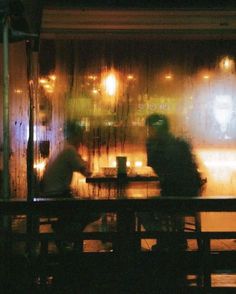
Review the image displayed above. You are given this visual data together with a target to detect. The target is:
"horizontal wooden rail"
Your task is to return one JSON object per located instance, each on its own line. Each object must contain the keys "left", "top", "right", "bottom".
{"left": 0, "top": 196, "right": 236, "bottom": 292}
{"left": 1, "top": 196, "right": 236, "bottom": 215}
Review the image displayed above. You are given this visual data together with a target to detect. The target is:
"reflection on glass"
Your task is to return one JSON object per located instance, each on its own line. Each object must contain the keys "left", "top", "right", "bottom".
{"left": 213, "top": 95, "right": 233, "bottom": 138}
{"left": 33, "top": 40, "right": 236, "bottom": 197}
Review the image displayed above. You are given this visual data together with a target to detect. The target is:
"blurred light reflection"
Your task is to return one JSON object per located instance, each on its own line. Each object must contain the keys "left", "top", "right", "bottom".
{"left": 197, "top": 149, "right": 236, "bottom": 183}
{"left": 104, "top": 72, "right": 117, "bottom": 96}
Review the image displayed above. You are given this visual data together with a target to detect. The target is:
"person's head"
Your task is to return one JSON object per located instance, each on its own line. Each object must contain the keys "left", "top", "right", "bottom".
{"left": 64, "top": 120, "right": 85, "bottom": 147}
{"left": 145, "top": 113, "right": 170, "bottom": 139}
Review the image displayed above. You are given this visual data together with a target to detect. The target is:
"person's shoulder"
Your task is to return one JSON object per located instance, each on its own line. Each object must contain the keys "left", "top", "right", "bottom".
{"left": 61, "top": 144, "right": 78, "bottom": 158}
{"left": 168, "top": 135, "right": 192, "bottom": 155}
{"left": 175, "top": 136, "right": 191, "bottom": 148}
{"left": 63, "top": 143, "right": 77, "bottom": 152}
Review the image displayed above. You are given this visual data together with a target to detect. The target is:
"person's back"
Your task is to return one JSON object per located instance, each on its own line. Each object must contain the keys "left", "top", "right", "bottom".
{"left": 142, "top": 114, "right": 205, "bottom": 252}
{"left": 42, "top": 143, "right": 88, "bottom": 198}
{"left": 40, "top": 120, "right": 100, "bottom": 251}
{"left": 147, "top": 134, "right": 202, "bottom": 197}
{"left": 146, "top": 114, "right": 203, "bottom": 197}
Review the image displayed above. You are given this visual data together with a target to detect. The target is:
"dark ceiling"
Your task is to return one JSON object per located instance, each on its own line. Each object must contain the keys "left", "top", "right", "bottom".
{"left": 43, "top": 0, "right": 236, "bottom": 9}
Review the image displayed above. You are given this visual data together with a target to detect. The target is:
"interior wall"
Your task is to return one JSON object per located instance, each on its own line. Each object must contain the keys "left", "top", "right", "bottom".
{"left": 0, "top": 41, "right": 28, "bottom": 198}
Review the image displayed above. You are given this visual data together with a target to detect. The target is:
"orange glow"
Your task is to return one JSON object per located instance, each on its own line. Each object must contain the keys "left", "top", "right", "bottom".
{"left": 88, "top": 75, "right": 97, "bottom": 81}
{"left": 127, "top": 74, "right": 134, "bottom": 80}
{"left": 34, "top": 161, "right": 46, "bottom": 171}
{"left": 39, "top": 78, "right": 47, "bottom": 84}
{"left": 46, "top": 89, "right": 54, "bottom": 93}
{"left": 92, "top": 88, "right": 98, "bottom": 94}
{"left": 104, "top": 72, "right": 117, "bottom": 96}
{"left": 14, "top": 89, "right": 23, "bottom": 94}
{"left": 34, "top": 160, "right": 46, "bottom": 178}
{"left": 165, "top": 74, "right": 173, "bottom": 80}
{"left": 49, "top": 74, "right": 56, "bottom": 81}
{"left": 135, "top": 161, "right": 143, "bottom": 167}
{"left": 197, "top": 149, "right": 236, "bottom": 183}
{"left": 39, "top": 74, "right": 56, "bottom": 94}
{"left": 111, "top": 160, "right": 117, "bottom": 167}
{"left": 219, "top": 56, "right": 235, "bottom": 72}
{"left": 203, "top": 74, "right": 210, "bottom": 80}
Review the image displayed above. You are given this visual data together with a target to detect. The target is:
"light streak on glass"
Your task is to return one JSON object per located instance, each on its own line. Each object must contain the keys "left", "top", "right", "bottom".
{"left": 104, "top": 73, "right": 117, "bottom": 96}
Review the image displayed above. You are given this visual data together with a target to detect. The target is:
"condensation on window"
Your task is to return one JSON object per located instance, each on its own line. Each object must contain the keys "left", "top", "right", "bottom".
{"left": 1, "top": 39, "right": 236, "bottom": 198}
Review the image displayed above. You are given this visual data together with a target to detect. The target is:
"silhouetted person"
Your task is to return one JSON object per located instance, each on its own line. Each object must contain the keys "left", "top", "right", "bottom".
{"left": 140, "top": 113, "right": 205, "bottom": 290}
{"left": 41, "top": 120, "right": 100, "bottom": 250}
{"left": 146, "top": 113, "right": 203, "bottom": 198}
{"left": 42, "top": 120, "right": 90, "bottom": 197}
{"left": 141, "top": 113, "right": 204, "bottom": 249}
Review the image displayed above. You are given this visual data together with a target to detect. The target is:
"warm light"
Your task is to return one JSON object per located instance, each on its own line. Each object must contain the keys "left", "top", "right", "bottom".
{"left": 104, "top": 73, "right": 117, "bottom": 96}
{"left": 78, "top": 178, "right": 86, "bottom": 183}
{"left": 223, "top": 57, "right": 230, "bottom": 69}
{"left": 104, "top": 121, "right": 114, "bottom": 126}
{"left": 165, "top": 74, "right": 173, "bottom": 80}
{"left": 203, "top": 160, "right": 236, "bottom": 168}
{"left": 203, "top": 75, "right": 210, "bottom": 80}
{"left": 46, "top": 89, "right": 54, "bottom": 93}
{"left": 49, "top": 75, "right": 56, "bottom": 81}
{"left": 111, "top": 160, "right": 117, "bottom": 167}
{"left": 110, "top": 159, "right": 133, "bottom": 168}
{"left": 135, "top": 161, "right": 143, "bottom": 167}
{"left": 34, "top": 161, "right": 46, "bottom": 172}
{"left": 39, "top": 75, "right": 56, "bottom": 94}
{"left": 14, "top": 89, "right": 22, "bottom": 94}
{"left": 219, "top": 56, "right": 235, "bottom": 72}
{"left": 39, "top": 78, "right": 47, "bottom": 84}
{"left": 197, "top": 149, "right": 236, "bottom": 183}
{"left": 88, "top": 75, "right": 97, "bottom": 81}
{"left": 92, "top": 88, "right": 98, "bottom": 94}
{"left": 127, "top": 74, "right": 134, "bottom": 80}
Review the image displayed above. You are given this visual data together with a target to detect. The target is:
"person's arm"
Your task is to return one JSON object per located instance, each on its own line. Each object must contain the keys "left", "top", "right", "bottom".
{"left": 66, "top": 147, "right": 92, "bottom": 177}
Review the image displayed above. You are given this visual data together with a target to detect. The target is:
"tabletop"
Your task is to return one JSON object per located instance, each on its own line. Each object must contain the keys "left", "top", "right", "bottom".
{"left": 86, "top": 175, "right": 159, "bottom": 184}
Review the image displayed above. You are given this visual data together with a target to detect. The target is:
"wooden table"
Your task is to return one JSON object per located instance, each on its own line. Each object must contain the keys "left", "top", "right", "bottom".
{"left": 86, "top": 175, "right": 159, "bottom": 198}
{"left": 86, "top": 174, "right": 159, "bottom": 232}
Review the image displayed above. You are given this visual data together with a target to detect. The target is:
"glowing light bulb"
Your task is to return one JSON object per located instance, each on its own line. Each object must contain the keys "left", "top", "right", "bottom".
{"left": 223, "top": 57, "right": 230, "bottom": 69}
{"left": 34, "top": 161, "right": 46, "bottom": 172}
{"left": 220, "top": 56, "right": 235, "bottom": 72}
{"left": 127, "top": 74, "right": 134, "bottom": 80}
{"left": 203, "top": 75, "right": 210, "bottom": 80}
{"left": 104, "top": 73, "right": 117, "bottom": 96}
{"left": 165, "top": 74, "right": 172, "bottom": 80}
{"left": 135, "top": 161, "right": 143, "bottom": 167}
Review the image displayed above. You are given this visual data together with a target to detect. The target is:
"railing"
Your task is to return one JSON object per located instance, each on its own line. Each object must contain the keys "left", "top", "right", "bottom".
{"left": 0, "top": 196, "right": 236, "bottom": 293}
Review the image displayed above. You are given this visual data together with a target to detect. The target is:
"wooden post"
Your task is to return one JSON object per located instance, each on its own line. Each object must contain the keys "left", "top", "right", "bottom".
{"left": 2, "top": 16, "right": 10, "bottom": 200}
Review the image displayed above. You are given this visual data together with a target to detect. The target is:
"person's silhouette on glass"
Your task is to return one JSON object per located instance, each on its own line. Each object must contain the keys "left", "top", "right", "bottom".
{"left": 142, "top": 113, "right": 204, "bottom": 250}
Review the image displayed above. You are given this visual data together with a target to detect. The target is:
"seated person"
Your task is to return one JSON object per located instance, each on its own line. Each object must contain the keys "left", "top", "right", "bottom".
{"left": 41, "top": 120, "right": 100, "bottom": 249}
{"left": 140, "top": 113, "right": 205, "bottom": 251}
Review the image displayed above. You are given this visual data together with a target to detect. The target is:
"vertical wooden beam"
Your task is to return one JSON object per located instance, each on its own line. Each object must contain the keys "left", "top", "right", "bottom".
{"left": 2, "top": 16, "right": 10, "bottom": 200}
{"left": 27, "top": 44, "right": 37, "bottom": 201}
{"left": 26, "top": 41, "right": 39, "bottom": 258}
